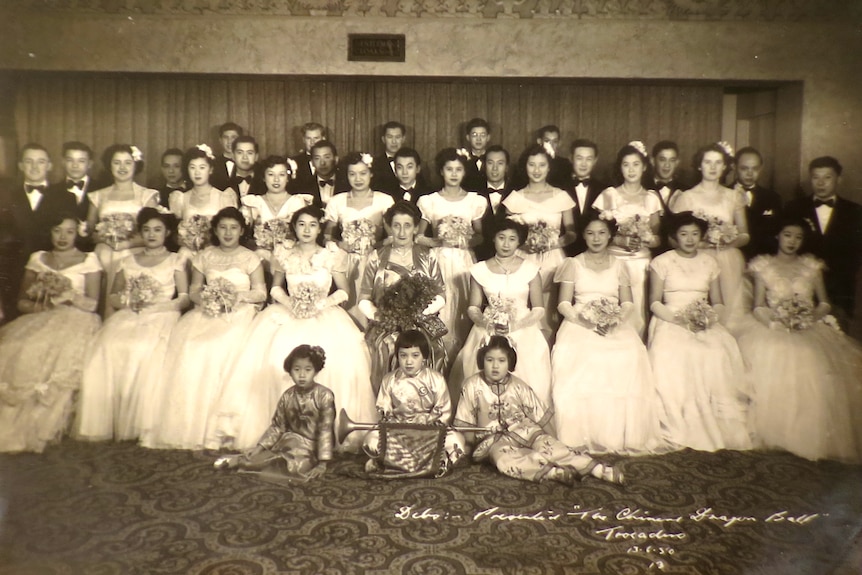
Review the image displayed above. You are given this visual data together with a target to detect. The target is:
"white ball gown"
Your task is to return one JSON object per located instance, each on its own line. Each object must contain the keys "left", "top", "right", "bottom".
{"left": 170, "top": 187, "right": 237, "bottom": 262}
{"left": 143, "top": 246, "right": 261, "bottom": 450}
{"left": 648, "top": 250, "right": 752, "bottom": 452}
{"left": 0, "top": 251, "right": 102, "bottom": 452}
{"left": 551, "top": 254, "right": 661, "bottom": 453}
{"left": 449, "top": 259, "right": 551, "bottom": 406}
{"left": 77, "top": 252, "right": 185, "bottom": 442}
{"left": 738, "top": 254, "right": 862, "bottom": 463}
{"left": 208, "top": 243, "right": 376, "bottom": 451}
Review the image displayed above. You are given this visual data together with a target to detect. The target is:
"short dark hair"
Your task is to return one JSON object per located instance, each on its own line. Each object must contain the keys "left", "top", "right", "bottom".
{"left": 395, "top": 329, "right": 431, "bottom": 359}
{"left": 692, "top": 143, "right": 733, "bottom": 172}
{"left": 775, "top": 215, "right": 811, "bottom": 247}
{"left": 62, "top": 141, "right": 93, "bottom": 158}
{"left": 477, "top": 335, "right": 518, "bottom": 371}
{"left": 184, "top": 146, "right": 215, "bottom": 168}
{"left": 735, "top": 146, "right": 762, "bottom": 164}
{"left": 19, "top": 143, "right": 49, "bottom": 161}
{"left": 260, "top": 155, "right": 290, "bottom": 172}
{"left": 311, "top": 139, "right": 337, "bottom": 157}
{"left": 384, "top": 201, "right": 421, "bottom": 226}
{"left": 102, "top": 144, "right": 145, "bottom": 175}
{"left": 571, "top": 138, "right": 598, "bottom": 156}
{"left": 465, "top": 118, "right": 490, "bottom": 135}
{"left": 519, "top": 143, "right": 553, "bottom": 176}
{"left": 484, "top": 145, "right": 510, "bottom": 164}
{"left": 284, "top": 344, "right": 326, "bottom": 372}
{"left": 136, "top": 207, "right": 178, "bottom": 251}
{"left": 290, "top": 205, "right": 326, "bottom": 246}
{"left": 232, "top": 135, "right": 258, "bottom": 153}
{"left": 651, "top": 140, "right": 679, "bottom": 158}
{"left": 44, "top": 211, "right": 79, "bottom": 231}
{"left": 209, "top": 207, "right": 249, "bottom": 246}
{"left": 435, "top": 147, "right": 470, "bottom": 173}
{"left": 382, "top": 121, "right": 406, "bottom": 135}
{"left": 394, "top": 147, "right": 422, "bottom": 166}
{"left": 579, "top": 210, "right": 617, "bottom": 239}
{"left": 808, "top": 156, "right": 842, "bottom": 176}
{"left": 161, "top": 148, "right": 184, "bottom": 163}
{"left": 219, "top": 122, "right": 243, "bottom": 136}
{"left": 301, "top": 122, "right": 326, "bottom": 137}
{"left": 667, "top": 210, "right": 708, "bottom": 238}
{"left": 341, "top": 151, "right": 371, "bottom": 168}
{"left": 536, "top": 125, "right": 560, "bottom": 139}
{"left": 494, "top": 216, "right": 528, "bottom": 245}
{"left": 613, "top": 143, "right": 652, "bottom": 188}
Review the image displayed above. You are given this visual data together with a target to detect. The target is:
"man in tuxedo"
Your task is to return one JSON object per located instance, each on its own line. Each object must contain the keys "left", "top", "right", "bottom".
{"left": 226, "top": 136, "right": 264, "bottom": 201}
{"left": 0, "top": 143, "right": 54, "bottom": 321}
{"left": 786, "top": 156, "right": 862, "bottom": 328}
{"left": 290, "top": 140, "right": 345, "bottom": 207}
{"left": 568, "top": 138, "right": 604, "bottom": 255}
{"left": 154, "top": 148, "right": 186, "bottom": 207}
{"left": 371, "top": 121, "right": 407, "bottom": 195}
{"left": 733, "top": 147, "right": 783, "bottom": 260}
{"left": 650, "top": 141, "right": 688, "bottom": 256}
{"left": 288, "top": 122, "right": 326, "bottom": 192}
{"left": 475, "top": 145, "right": 512, "bottom": 261}
{"left": 461, "top": 118, "right": 490, "bottom": 192}
{"left": 390, "top": 147, "right": 432, "bottom": 205}
{"left": 211, "top": 122, "right": 243, "bottom": 191}
{"left": 41, "top": 141, "right": 96, "bottom": 252}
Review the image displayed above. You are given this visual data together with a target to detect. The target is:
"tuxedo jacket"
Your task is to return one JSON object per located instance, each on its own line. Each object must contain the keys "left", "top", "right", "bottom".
{"left": 475, "top": 182, "right": 514, "bottom": 261}
{"left": 211, "top": 156, "right": 236, "bottom": 192}
{"left": 385, "top": 178, "right": 433, "bottom": 206}
{"left": 226, "top": 171, "right": 267, "bottom": 203}
{"left": 650, "top": 177, "right": 690, "bottom": 257}
{"left": 786, "top": 195, "right": 862, "bottom": 315}
{"left": 462, "top": 153, "right": 487, "bottom": 193}
{"left": 565, "top": 176, "right": 605, "bottom": 256}
{"left": 288, "top": 171, "right": 349, "bottom": 207}
{"left": 43, "top": 180, "right": 94, "bottom": 222}
{"left": 371, "top": 153, "right": 400, "bottom": 195}
{"left": 288, "top": 152, "right": 315, "bottom": 191}
{"left": 741, "top": 184, "right": 783, "bottom": 260}
{"left": 155, "top": 183, "right": 188, "bottom": 208}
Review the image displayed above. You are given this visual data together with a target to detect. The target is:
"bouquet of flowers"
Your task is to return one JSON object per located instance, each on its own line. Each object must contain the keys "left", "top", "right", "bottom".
{"left": 580, "top": 297, "right": 623, "bottom": 335}
{"left": 254, "top": 217, "right": 293, "bottom": 252}
{"left": 437, "top": 215, "right": 473, "bottom": 248}
{"left": 525, "top": 221, "right": 556, "bottom": 253}
{"left": 771, "top": 296, "right": 814, "bottom": 331}
{"left": 200, "top": 277, "right": 238, "bottom": 317}
{"left": 288, "top": 282, "right": 325, "bottom": 319}
{"left": 693, "top": 209, "right": 738, "bottom": 248}
{"left": 483, "top": 294, "right": 516, "bottom": 333}
{"left": 675, "top": 299, "right": 718, "bottom": 333}
{"left": 341, "top": 218, "right": 376, "bottom": 255}
{"left": 95, "top": 213, "right": 136, "bottom": 245}
{"left": 125, "top": 273, "right": 161, "bottom": 313}
{"left": 374, "top": 272, "right": 447, "bottom": 339}
{"left": 177, "top": 214, "right": 211, "bottom": 252}
{"left": 616, "top": 215, "right": 654, "bottom": 251}
{"left": 26, "top": 270, "right": 72, "bottom": 304}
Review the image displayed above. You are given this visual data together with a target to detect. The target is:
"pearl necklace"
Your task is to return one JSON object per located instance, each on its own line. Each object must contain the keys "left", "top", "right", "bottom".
{"left": 493, "top": 255, "right": 517, "bottom": 275}
{"left": 143, "top": 246, "right": 168, "bottom": 256}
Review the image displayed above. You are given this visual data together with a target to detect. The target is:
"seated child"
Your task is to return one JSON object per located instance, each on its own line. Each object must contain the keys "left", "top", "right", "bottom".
{"left": 214, "top": 345, "right": 335, "bottom": 481}
{"left": 454, "top": 336, "right": 625, "bottom": 485}
{"left": 363, "top": 329, "right": 467, "bottom": 477}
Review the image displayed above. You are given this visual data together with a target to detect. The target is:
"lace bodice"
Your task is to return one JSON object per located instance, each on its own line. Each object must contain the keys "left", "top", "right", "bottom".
{"left": 273, "top": 244, "right": 346, "bottom": 297}
{"left": 502, "top": 188, "right": 575, "bottom": 232}
{"left": 417, "top": 192, "right": 487, "bottom": 232}
{"left": 89, "top": 184, "right": 158, "bottom": 218}
{"left": 670, "top": 186, "right": 745, "bottom": 223}
{"left": 192, "top": 246, "right": 261, "bottom": 292}
{"left": 25, "top": 251, "right": 102, "bottom": 295}
{"left": 749, "top": 254, "right": 824, "bottom": 308}
{"left": 471, "top": 259, "right": 539, "bottom": 319}
{"left": 119, "top": 252, "right": 185, "bottom": 303}
{"left": 649, "top": 251, "right": 719, "bottom": 312}
{"left": 170, "top": 188, "right": 236, "bottom": 221}
{"left": 554, "top": 254, "right": 630, "bottom": 309}
{"left": 242, "top": 193, "right": 314, "bottom": 223}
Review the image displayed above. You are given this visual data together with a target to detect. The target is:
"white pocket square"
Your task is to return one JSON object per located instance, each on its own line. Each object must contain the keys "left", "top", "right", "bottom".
{"left": 762, "top": 210, "right": 774, "bottom": 216}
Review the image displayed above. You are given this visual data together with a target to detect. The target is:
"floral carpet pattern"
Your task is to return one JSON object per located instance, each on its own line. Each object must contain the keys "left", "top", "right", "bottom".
{"left": 0, "top": 441, "right": 860, "bottom": 574}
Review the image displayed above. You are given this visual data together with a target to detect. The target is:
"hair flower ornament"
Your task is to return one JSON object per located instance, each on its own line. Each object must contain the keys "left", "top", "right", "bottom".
{"left": 542, "top": 141, "right": 556, "bottom": 159}
{"left": 628, "top": 140, "right": 648, "bottom": 157}
{"left": 360, "top": 153, "right": 374, "bottom": 167}
{"left": 717, "top": 141, "right": 735, "bottom": 158}
{"left": 130, "top": 145, "right": 143, "bottom": 162}
{"left": 599, "top": 210, "right": 616, "bottom": 222}
{"left": 196, "top": 143, "right": 216, "bottom": 160}
{"left": 456, "top": 148, "right": 471, "bottom": 159}
{"left": 287, "top": 157, "right": 298, "bottom": 175}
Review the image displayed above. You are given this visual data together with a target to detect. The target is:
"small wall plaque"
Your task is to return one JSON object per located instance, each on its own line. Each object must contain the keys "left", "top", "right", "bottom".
{"left": 348, "top": 34, "right": 405, "bottom": 62}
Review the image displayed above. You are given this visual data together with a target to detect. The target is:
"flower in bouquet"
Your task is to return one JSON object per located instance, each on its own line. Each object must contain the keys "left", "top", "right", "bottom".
{"left": 26, "top": 270, "right": 72, "bottom": 303}
{"left": 483, "top": 294, "right": 516, "bottom": 333}
{"left": 200, "top": 277, "right": 238, "bottom": 317}
{"left": 125, "top": 273, "right": 161, "bottom": 313}
{"left": 341, "top": 218, "right": 376, "bottom": 255}
{"left": 254, "top": 217, "right": 294, "bottom": 252}
{"left": 177, "top": 214, "right": 212, "bottom": 251}
{"left": 95, "top": 213, "right": 137, "bottom": 245}
{"left": 580, "top": 297, "right": 622, "bottom": 335}
{"left": 616, "top": 214, "right": 654, "bottom": 251}
{"left": 675, "top": 299, "right": 718, "bottom": 333}
{"left": 437, "top": 215, "right": 473, "bottom": 248}
{"left": 288, "top": 282, "right": 325, "bottom": 319}
{"left": 375, "top": 272, "right": 440, "bottom": 335}
{"left": 525, "top": 221, "right": 556, "bottom": 253}
{"left": 772, "top": 296, "right": 814, "bottom": 331}
{"left": 692, "top": 209, "right": 738, "bottom": 247}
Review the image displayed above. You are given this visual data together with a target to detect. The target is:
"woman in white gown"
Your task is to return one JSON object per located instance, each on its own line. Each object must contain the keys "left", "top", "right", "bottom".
{"left": 209, "top": 205, "right": 376, "bottom": 452}
{"left": 552, "top": 213, "right": 661, "bottom": 454}
{"left": 648, "top": 211, "right": 752, "bottom": 452}
{"left": 0, "top": 214, "right": 102, "bottom": 452}
{"left": 737, "top": 218, "right": 862, "bottom": 463}
{"left": 670, "top": 143, "right": 750, "bottom": 335}
{"left": 144, "top": 207, "right": 265, "bottom": 450}
{"left": 416, "top": 148, "right": 487, "bottom": 360}
{"left": 450, "top": 217, "right": 551, "bottom": 406}
{"left": 77, "top": 208, "right": 189, "bottom": 442}
{"left": 86, "top": 144, "right": 159, "bottom": 317}
{"left": 592, "top": 142, "right": 662, "bottom": 338}
{"left": 502, "top": 144, "right": 577, "bottom": 339}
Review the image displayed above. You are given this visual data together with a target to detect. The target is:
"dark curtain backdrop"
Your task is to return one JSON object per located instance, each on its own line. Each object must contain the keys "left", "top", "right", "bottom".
{"left": 11, "top": 74, "right": 723, "bottom": 187}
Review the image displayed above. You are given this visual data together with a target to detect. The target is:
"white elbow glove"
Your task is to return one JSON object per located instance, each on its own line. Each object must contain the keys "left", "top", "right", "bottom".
{"left": 358, "top": 299, "right": 378, "bottom": 321}
{"left": 423, "top": 294, "right": 445, "bottom": 316}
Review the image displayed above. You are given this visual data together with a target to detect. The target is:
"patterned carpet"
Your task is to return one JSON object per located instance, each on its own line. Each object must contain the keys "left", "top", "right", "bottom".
{"left": 1, "top": 441, "right": 860, "bottom": 575}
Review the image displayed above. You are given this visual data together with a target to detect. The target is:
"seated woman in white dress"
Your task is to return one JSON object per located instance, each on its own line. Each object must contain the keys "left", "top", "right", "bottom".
{"left": 144, "top": 207, "right": 265, "bottom": 450}
{"left": 502, "top": 144, "right": 577, "bottom": 339}
{"left": 77, "top": 208, "right": 190, "bottom": 442}
{"left": 648, "top": 211, "right": 752, "bottom": 452}
{"left": 208, "top": 205, "right": 376, "bottom": 452}
{"left": 415, "top": 148, "right": 487, "bottom": 359}
{"left": 552, "top": 212, "right": 662, "bottom": 454}
{"left": 591, "top": 141, "right": 662, "bottom": 338}
{"left": 738, "top": 217, "right": 862, "bottom": 463}
{"left": 86, "top": 144, "right": 159, "bottom": 317}
{"left": 169, "top": 145, "right": 237, "bottom": 263}
{"left": 450, "top": 217, "right": 550, "bottom": 406}
{"left": 0, "top": 213, "right": 102, "bottom": 453}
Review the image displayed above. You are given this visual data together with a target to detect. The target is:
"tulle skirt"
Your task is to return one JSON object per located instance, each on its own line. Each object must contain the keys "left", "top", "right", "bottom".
{"left": 77, "top": 308, "right": 180, "bottom": 442}
{"left": 738, "top": 321, "right": 862, "bottom": 463}
{"left": 208, "top": 303, "right": 376, "bottom": 452}
{"left": 142, "top": 304, "right": 257, "bottom": 450}
{"left": 434, "top": 246, "right": 475, "bottom": 363}
{"left": 552, "top": 319, "right": 661, "bottom": 454}
{"left": 0, "top": 307, "right": 101, "bottom": 452}
{"left": 649, "top": 317, "right": 753, "bottom": 452}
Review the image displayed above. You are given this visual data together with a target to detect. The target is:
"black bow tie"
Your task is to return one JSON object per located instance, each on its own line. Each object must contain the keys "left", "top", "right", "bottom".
{"left": 655, "top": 179, "right": 671, "bottom": 187}
{"left": 67, "top": 179, "right": 85, "bottom": 190}
{"left": 319, "top": 178, "right": 334, "bottom": 188}
{"left": 237, "top": 175, "right": 253, "bottom": 185}
{"left": 814, "top": 198, "right": 836, "bottom": 208}
{"left": 574, "top": 178, "right": 591, "bottom": 187}
{"left": 25, "top": 184, "right": 46, "bottom": 194}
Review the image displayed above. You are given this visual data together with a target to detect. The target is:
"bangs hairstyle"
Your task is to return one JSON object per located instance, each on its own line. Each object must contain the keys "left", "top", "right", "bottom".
{"left": 435, "top": 147, "right": 470, "bottom": 173}
{"left": 102, "top": 144, "right": 145, "bottom": 175}
{"left": 477, "top": 335, "right": 518, "bottom": 371}
{"left": 384, "top": 200, "right": 421, "bottom": 226}
{"left": 667, "top": 210, "right": 708, "bottom": 238}
{"left": 394, "top": 329, "right": 431, "bottom": 359}
{"left": 613, "top": 144, "right": 652, "bottom": 187}
{"left": 579, "top": 210, "right": 617, "bottom": 238}
{"left": 494, "top": 216, "right": 528, "bottom": 245}
{"left": 290, "top": 205, "right": 326, "bottom": 246}
{"left": 284, "top": 344, "right": 326, "bottom": 372}
{"left": 209, "top": 207, "right": 249, "bottom": 246}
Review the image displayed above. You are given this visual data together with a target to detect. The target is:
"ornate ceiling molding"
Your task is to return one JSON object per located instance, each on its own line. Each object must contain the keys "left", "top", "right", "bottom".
{"left": 11, "top": 0, "right": 859, "bottom": 21}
